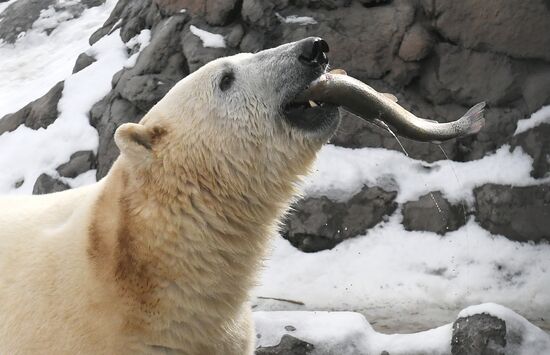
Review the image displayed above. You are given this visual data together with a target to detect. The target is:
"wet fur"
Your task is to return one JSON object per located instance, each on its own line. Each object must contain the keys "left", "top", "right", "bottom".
{"left": 0, "top": 43, "right": 336, "bottom": 354}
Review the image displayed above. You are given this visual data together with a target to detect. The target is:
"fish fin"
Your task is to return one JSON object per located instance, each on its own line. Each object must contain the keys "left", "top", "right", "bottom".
{"left": 460, "top": 101, "right": 486, "bottom": 135}
{"left": 381, "top": 93, "right": 398, "bottom": 102}
{"left": 329, "top": 69, "right": 347, "bottom": 75}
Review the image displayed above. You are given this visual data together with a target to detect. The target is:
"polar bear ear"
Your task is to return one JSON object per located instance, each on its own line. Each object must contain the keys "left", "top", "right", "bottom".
{"left": 115, "top": 123, "right": 165, "bottom": 160}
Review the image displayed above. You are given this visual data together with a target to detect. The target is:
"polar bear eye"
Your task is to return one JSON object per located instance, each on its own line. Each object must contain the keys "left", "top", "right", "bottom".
{"left": 219, "top": 72, "right": 235, "bottom": 92}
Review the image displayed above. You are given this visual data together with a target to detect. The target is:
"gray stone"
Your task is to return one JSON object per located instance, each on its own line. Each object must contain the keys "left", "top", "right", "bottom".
{"left": 255, "top": 334, "right": 314, "bottom": 355}
{"left": 451, "top": 314, "right": 506, "bottom": 355}
{"left": 434, "top": 0, "right": 550, "bottom": 61}
{"left": 118, "top": 74, "right": 175, "bottom": 112}
{"left": 0, "top": 0, "right": 56, "bottom": 44}
{"left": 0, "top": 81, "right": 64, "bottom": 135}
{"left": 522, "top": 68, "right": 550, "bottom": 113}
{"left": 226, "top": 23, "right": 244, "bottom": 49}
{"left": 56, "top": 151, "right": 96, "bottom": 178}
{"left": 32, "top": 174, "right": 70, "bottom": 195}
{"left": 72, "top": 52, "right": 96, "bottom": 73}
{"left": 283, "top": 186, "right": 397, "bottom": 252}
{"left": 242, "top": 0, "right": 277, "bottom": 28}
{"left": 182, "top": 22, "right": 233, "bottom": 72}
{"left": 205, "top": 0, "right": 238, "bottom": 26}
{"left": 474, "top": 184, "right": 550, "bottom": 242}
{"left": 511, "top": 123, "right": 550, "bottom": 179}
{"left": 358, "top": 0, "right": 392, "bottom": 7}
{"left": 419, "top": 44, "right": 521, "bottom": 106}
{"left": 398, "top": 24, "right": 433, "bottom": 62}
{"left": 402, "top": 192, "right": 466, "bottom": 234}
{"left": 239, "top": 30, "right": 265, "bottom": 53}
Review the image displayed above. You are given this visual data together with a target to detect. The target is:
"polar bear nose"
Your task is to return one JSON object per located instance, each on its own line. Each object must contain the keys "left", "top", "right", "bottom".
{"left": 299, "top": 37, "right": 329, "bottom": 67}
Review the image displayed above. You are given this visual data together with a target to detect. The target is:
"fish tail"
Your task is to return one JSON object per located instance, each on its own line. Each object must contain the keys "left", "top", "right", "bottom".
{"left": 460, "top": 101, "right": 486, "bottom": 135}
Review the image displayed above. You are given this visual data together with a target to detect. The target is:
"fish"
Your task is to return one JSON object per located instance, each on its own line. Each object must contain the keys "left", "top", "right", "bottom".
{"left": 297, "top": 71, "right": 485, "bottom": 142}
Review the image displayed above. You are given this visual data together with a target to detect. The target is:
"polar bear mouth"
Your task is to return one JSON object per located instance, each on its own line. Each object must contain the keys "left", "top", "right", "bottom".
{"left": 283, "top": 98, "right": 339, "bottom": 132}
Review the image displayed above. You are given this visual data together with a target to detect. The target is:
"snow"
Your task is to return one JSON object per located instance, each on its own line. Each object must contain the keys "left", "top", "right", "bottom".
{"left": 276, "top": 13, "right": 318, "bottom": 25}
{"left": 124, "top": 29, "right": 152, "bottom": 68}
{"left": 514, "top": 105, "right": 550, "bottom": 135}
{"left": 304, "top": 144, "right": 547, "bottom": 204}
{"left": 255, "top": 216, "right": 550, "bottom": 333}
{"left": 255, "top": 306, "right": 550, "bottom": 354}
{"left": 189, "top": 25, "right": 226, "bottom": 48}
{"left": 0, "top": 29, "right": 131, "bottom": 194}
{"left": 0, "top": 0, "right": 117, "bottom": 118}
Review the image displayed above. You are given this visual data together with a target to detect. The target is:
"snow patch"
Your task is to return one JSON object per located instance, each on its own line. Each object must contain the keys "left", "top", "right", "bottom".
{"left": 255, "top": 216, "right": 550, "bottom": 332}
{"left": 514, "top": 105, "right": 550, "bottom": 135}
{"left": 0, "top": 30, "right": 129, "bottom": 194}
{"left": 276, "top": 13, "right": 318, "bottom": 25}
{"left": 0, "top": 0, "right": 117, "bottom": 118}
{"left": 304, "top": 144, "right": 547, "bottom": 204}
{"left": 189, "top": 25, "right": 225, "bottom": 48}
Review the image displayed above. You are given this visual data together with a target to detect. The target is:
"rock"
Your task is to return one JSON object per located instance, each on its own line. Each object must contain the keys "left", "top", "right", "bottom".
{"left": 451, "top": 314, "right": 507, "bottom": 355}
{"left": 239, "top": 30, "right": 265, "bottom": 53}
{"left": 0, "top": 0, "right": 56, "bottom": 44}
{"left": 205, "top": 0, "right": 238, "bottom": 26}
{"left": 256, "top": 335, "right": 314, "bottom": 355}
{"left": 277, "top": 1, "right": 415, "bottom": 80}
{"left": 182, "top": 22, "right": 234, "bottom": 72}
{"left": 56, "top": 151, "right": 96, "bottom": 178}
{"left": 511, "top": 123, "right": 550, "bottom": 179}
{"left": 283, "top": 186, "right": 397, "bottom": 252}
{"left": 474, "top": 184, "right": 550, "bottom": 242}
{"left": 241, "top": 0, "right": 277, "bottom": 27}
{"left": 521, "top": 68, "right": 550, "bottom": 113}
{"left": 32, "top": 174, "right": 70, "bottom": 195}
{"left": 402, "top": 192, "right": 466, "bottom": 234}
{"left": 72, "top": 52, "right": 96, "bottom": 73}
{"left": 433, "top": 0, "right": 550, "bottom": 61}
{"left": 153, "top": 0, "right": 205, "bottom": 16}
{"left": 118, "top": 74, "right": 175, "bottom": 112}
{"left": 398, "top": 24, "right": 433, "bottom": 62}
{"left": 358, "top": 0, "right": 392, "bottom": 7}
{"left": 0, "top": 81, "right": 64, "bottom": 135}
{"left": 226, "top": 23, "right": 244, "bottom": 48}
{"left": 91, "top": 15, "right": 189, "bottom": 179}
{"left": 419, "top": 43, "right": 521, "bottom": 106}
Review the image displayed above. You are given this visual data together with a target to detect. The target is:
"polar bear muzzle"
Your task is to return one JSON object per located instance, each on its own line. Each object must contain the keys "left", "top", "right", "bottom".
{"left": 281, "top": 37, "right": 340, "bottom": 135}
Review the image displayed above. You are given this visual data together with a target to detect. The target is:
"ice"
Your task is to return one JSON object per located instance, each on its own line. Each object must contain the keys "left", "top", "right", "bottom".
{"left": 276, "top": 13, "right": 318, "bottom": 25}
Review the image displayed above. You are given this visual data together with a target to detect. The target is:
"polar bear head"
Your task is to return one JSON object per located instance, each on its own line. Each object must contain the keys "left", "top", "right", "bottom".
{"left": 114, "top": 37, "right": 339, "bottom": 201}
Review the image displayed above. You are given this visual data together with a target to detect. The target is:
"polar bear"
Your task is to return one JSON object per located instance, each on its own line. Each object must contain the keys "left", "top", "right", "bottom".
{"left": 0, "top": 37, "right": 338, "bottom": 354}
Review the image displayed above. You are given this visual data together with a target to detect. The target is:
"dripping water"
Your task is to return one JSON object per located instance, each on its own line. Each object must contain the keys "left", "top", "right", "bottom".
{"left": 378, "top": 121, "right": 446, "bottom": 221}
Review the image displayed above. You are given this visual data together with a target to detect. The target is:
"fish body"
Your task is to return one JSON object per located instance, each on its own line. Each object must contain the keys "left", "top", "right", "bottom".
{"left": 298, "top": 73, "right": 485, "bottom": 142}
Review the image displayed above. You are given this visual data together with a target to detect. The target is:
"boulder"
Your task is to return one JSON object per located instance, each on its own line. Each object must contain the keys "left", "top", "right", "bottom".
{"left": 511, "top": 123, "right": 550, "bottom": 179}
{"left": 419, "top": 43, "right": 521, "bottom": 107}
{"left": 283, "top": 186, "right": 397, "bottom": 252}
{"left": 474, "top": 184, "right": 550, "bottom": 242}
{"left": 451, "top": 314, "right": 507, "bottom": 355}
{"left": 56, "top": 151, "right": 96, "bottom": 178}
{"left": 0, "top": 0, "right": 56, "bottom": 44}
{"left": 398, "top": 24, "right": 433, "bottom": 62}
{"left": 255, "top": 335, "right": 314, "bottom": 355}
{"left": 205, "top": 0, "right": 239, "bottom": 26}
{"left": 0, "top": 81, "right": 64, "bottom": 135}
{"left": 433, "top": 0, "right": 550, "bottom": 61}
{"left": 32, "top": 174, "right": 70, "bottom": 195}
{"left": 402, "top": 192, "right": 466, "bottom": 234}
{"left": 72, "top": 52, "right": 96, "bottom": 73}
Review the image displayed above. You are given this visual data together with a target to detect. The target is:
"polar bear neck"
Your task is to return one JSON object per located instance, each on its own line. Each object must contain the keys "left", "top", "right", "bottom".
{"left": 87, "top": 148, "right": 313, "bottom": 345}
